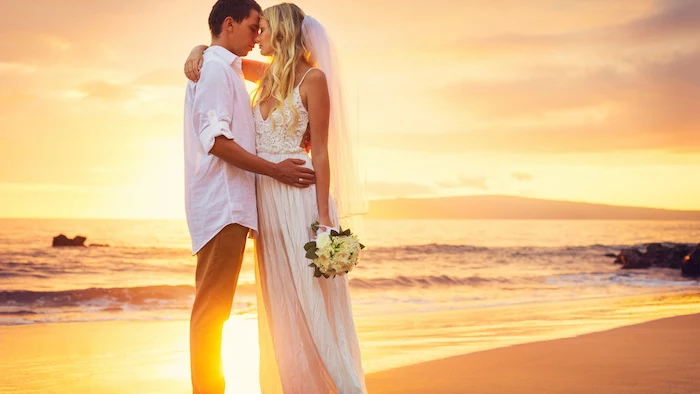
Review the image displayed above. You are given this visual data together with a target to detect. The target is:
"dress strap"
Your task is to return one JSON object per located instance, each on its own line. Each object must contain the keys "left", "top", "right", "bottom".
{"left": 296, "top": 68, "right": 317, "bottom": 88}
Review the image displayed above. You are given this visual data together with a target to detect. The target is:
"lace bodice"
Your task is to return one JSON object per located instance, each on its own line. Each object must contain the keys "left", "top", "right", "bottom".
{"left": 254, "top": 85, "right": 310, "bottom": 155}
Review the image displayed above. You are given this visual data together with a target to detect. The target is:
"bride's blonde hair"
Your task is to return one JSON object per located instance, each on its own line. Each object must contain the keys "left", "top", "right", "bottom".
{"left": 253, "top": 3, "right": 311, "bottom": 129}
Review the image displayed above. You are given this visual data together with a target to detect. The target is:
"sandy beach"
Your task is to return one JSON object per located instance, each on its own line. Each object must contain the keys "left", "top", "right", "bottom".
{"left": 366, "top": 313, "right": 700, "bottom": 394}
{"left": 2, "top": 310, "right": 699, "bottom": 393}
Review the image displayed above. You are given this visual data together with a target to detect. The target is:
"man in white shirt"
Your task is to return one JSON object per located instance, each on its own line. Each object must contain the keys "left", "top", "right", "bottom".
{"left": 183, "top": 1, "right": 315, "bottom": 393}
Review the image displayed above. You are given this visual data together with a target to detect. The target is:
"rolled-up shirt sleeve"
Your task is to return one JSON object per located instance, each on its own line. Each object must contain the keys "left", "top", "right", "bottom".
{"left": 192, "top": 61, "right": 235, "bottom": 154}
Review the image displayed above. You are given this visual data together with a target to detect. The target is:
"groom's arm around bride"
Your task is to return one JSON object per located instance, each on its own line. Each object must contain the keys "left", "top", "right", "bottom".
{"left": 192, "top": 56, "right": 315, "bottom": 187}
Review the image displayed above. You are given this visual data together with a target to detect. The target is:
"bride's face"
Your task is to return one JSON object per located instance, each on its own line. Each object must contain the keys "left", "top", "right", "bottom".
{"left": 256, "top": 19, "right": 273, "bottom": 56}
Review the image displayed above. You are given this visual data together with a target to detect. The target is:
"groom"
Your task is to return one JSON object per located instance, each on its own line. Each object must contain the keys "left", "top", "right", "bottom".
{"left": 183, "top": 0, "right": 315, "bottom": 393}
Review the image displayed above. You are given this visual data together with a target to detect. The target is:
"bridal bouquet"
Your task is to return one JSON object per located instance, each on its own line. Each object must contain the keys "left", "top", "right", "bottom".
{"left": 304, "top": 222, "right": 365, "bottom": 278}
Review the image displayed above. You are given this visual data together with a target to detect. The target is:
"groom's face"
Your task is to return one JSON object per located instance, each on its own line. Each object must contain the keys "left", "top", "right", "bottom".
{"left": 230, "top": 10, "right": 260, "bottom": 57}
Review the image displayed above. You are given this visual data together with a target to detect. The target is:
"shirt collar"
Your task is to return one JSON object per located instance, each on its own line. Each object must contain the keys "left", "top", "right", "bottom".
{"left": 206, "top": 45, "right": 242, "bottom": 69}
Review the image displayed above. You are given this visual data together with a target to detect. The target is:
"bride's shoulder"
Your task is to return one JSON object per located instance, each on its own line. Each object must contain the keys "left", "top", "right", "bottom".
{"left": 304, "top": 67, "right": 326, "bottom": 80}
{"left": 300, "top": 68, "right": 328, "bottom": 91}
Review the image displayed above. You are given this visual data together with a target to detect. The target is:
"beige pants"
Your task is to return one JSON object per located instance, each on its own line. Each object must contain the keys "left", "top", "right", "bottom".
{"left": 190, "top": 223, "right": 248, "bottom": 394}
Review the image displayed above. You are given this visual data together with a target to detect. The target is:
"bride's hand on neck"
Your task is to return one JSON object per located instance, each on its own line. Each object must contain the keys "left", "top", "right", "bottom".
{"left": 184, "top": 45, "right": 208, "bottom": 82}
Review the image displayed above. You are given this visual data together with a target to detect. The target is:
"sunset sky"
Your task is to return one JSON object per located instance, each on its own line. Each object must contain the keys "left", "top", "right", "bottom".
{"left": 0, "top": 0, "right": 699, "bottom": 218}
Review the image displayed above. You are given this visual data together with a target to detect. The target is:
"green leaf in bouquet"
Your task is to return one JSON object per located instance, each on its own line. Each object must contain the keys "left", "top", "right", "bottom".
{"left": 303, "top": 241, "right": 316, "bottom": 251}
{"left": 360, "top": 243, "right": 366, "bottom": 249}
{"left": 314, "top": 267, "right": 323, "bottom": 278}
{"left": 311, "top": 221, "right": 320, "bottom": 232}
{"left": 305, "top": 248, "right": 319, "bottom": 260}
{"left": 330, "top": 229, "right": 340, "bottom": 237}
{"left": 323, "top": 273, "right": 330, "bottom": 279}
{"left": 341, "top": 229, "right": 351, "bottom": 236}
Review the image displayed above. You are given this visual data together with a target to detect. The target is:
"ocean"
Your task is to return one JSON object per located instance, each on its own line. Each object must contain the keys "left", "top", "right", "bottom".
{"left": 1, "top": 218, "right": 699, "bottom": 326}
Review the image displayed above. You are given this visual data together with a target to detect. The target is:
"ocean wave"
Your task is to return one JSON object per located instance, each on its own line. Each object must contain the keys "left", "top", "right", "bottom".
{"left": 546, "top": 272, "right": 700, "bottom": 288}
{"left": 361, "top": 243, "right": 655, "bottom": 261}
{"left": 0, "top": 285, "right": 194, "bottom": 308}
{"left": 349, "top": 274, "right": 509, "bottom": 289}
{"left": 0, "top": 309, "right": 37, "bottom": 316}
{"left": 366, "top": 244, "right": 490, "bottom": 255}
{"left": 0, "top": 314, "right": 189, "bottom": 326}
{"left": 0, "top": 284, "right": 256, "bottom": 309}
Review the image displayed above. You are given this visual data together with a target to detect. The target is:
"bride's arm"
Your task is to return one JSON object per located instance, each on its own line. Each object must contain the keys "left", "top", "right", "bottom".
{"left": 184, "top": 45, "right": 267, "bottom": 83}
{"left": 184, "top": 45, "right": 208, "bottom": 82}
{"left": 306, "top": 70, "right": 333, "bottom": 228}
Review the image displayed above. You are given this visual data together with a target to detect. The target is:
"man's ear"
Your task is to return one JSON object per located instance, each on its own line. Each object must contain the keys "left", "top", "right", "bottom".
{"left": 224, "top": 16, "right": 235, "bottom": 32}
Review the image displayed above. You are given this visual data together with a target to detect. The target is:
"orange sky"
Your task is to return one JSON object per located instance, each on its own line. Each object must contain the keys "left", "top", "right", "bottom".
{"left": 1, "top": 0, "right": 699, "bottom": 218}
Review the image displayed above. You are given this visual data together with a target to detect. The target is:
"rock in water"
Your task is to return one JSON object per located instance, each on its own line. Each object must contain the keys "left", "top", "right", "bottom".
{"left": 681, "top": 246, "right": 700, "bottom": 278}
{"left": 669, "top": 244, "right": 694, "bottom": 269}
{"left": 52, "top": 234, "right": 87, "bottom": 247}
{"left": 619, "top": 248, "right": 650, "bottom": 269}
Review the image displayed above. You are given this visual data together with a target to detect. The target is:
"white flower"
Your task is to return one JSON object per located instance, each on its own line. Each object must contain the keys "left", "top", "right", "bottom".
{"left": 335, "top": 251, "right": 350, "bottom": 263}
{"left": 316, "top": 255, "right": 330, "bottom": 270}
{"left": 316, "top": 233, "right": 332, "bottom": 250}
{"left": 317, "top": 245, "right": 332, "bottom": 259}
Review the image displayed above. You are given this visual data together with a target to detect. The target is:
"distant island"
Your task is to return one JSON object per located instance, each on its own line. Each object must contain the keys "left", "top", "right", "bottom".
{"left": 366, "top": 195, "right": 700, "bottom": 220}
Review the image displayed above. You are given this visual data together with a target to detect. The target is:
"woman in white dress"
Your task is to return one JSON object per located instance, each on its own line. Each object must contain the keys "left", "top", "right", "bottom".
{"left": 187, "top": 3, "right": 367, "bottom": 393}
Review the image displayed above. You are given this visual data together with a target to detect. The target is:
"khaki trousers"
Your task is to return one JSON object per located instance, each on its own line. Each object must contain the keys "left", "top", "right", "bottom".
{"left": 190, "top": 223, "right": 248, "bottom": 394}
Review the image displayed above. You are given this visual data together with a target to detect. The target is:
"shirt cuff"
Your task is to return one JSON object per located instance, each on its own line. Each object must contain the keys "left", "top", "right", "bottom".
{"left": 199, "top": 120, "right": 234, "bottom": 154}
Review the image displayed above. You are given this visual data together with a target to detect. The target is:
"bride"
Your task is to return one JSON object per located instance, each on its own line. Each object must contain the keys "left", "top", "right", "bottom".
{"left": 186, "top": 3, "right": 367, "bottom": 393}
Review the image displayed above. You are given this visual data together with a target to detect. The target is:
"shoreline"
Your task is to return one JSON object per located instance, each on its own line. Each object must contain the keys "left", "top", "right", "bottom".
{"left": 1, "top": 291, "right": 700, "bottom": 393}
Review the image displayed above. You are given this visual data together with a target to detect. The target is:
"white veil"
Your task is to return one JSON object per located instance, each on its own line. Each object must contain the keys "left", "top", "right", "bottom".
{"left": 302, "top": 15, "right": 368, "bottom": 230}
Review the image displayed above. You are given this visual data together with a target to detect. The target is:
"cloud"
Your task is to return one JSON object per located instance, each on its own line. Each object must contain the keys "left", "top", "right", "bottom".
{"left": 80, "top": 81, "right": 136, "bottom": 101}
{"left": 0, "top": 182, "right": 127, "bottom": 193}
{"left": 622, "top": 0, "right": 700, "bottom": 40}
{"left": 445, "top": 44, "right": 700, "bottom": 115}
{"left": 367, "top": 125, "right": 700, "bottom": 155}
{"left": 438, "top": 176, "right": 489, "bottom": 190}
{"left": 454, "top": 0, "right": 700, "bottom": 56}
{"left": 0, "top": 0, "right": 208, "bottom": 70}
{"left": 73, "top": 69, "right": 185, "bottom": 103}
{"left": 0, "top": 91, "right": 37, "bottom": 105}
{"left": 134, "top": 68, "right": 185, "bottom": 87}
{"left": 0, "top": 62, "right": 38, "bottom": 75}
{"left": 404, "top": 47, "right": 700, "bottom": 154}
{"left": 367, "top": 182, "right": 434, "bottom": 199}
{"left": 511, "top": 172, "right": 534, "bottom": 181}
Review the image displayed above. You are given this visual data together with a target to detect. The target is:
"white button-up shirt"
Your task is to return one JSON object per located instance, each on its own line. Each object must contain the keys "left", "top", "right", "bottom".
{"left": 183, "top": 46, "right": 257, "bottom": 254}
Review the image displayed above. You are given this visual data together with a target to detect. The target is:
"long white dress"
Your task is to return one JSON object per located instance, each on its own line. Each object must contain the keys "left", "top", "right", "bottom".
{"left": 253, "top": 69, "right": 367, "bottom": 394}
